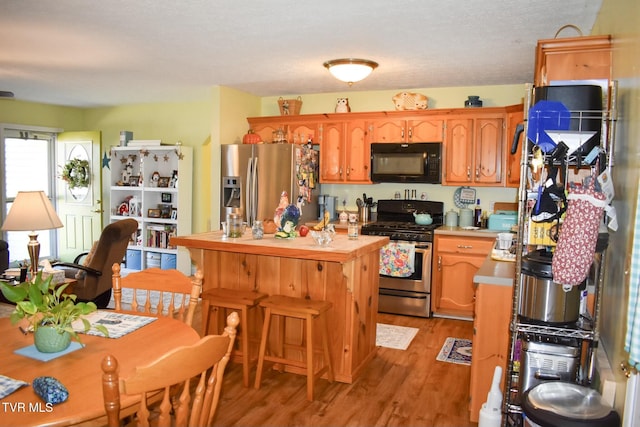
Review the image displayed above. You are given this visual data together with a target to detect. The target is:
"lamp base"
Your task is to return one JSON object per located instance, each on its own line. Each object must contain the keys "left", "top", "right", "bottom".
{"left": 27, "top": 231, "right": 40, "bottom": 279}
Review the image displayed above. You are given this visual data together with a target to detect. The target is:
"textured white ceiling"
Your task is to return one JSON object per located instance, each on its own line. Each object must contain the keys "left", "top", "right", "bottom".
{"left": 0, "top": 0, "right": 602, "bottom": 107}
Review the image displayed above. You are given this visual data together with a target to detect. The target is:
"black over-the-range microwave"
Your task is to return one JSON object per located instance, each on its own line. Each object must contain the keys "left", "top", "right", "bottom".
{"left": 370, "top": 142, "right": 442, "bottom": 183}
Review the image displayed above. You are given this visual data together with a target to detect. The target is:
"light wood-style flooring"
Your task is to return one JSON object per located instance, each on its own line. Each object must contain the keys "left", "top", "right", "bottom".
{"left": 208, "top": 312, "right": 476, "bottom": 427}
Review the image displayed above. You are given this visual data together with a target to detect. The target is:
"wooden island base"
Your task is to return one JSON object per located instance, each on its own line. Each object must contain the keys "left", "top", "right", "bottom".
{"left": 172, "top": 231, "right": 389, "bottom": 383}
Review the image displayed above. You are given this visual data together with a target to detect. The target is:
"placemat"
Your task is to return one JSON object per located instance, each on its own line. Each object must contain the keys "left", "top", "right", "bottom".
{"left": 15, "top": 342, "right": 83, "bottom": 362}
{"left": 73, "top": 310, "right": 157, "bottom": 339}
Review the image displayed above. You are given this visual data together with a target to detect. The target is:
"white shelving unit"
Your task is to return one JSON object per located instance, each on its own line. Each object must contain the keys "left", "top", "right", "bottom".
{"left": 109, "top": 144, "right": 192, "bottom": 275}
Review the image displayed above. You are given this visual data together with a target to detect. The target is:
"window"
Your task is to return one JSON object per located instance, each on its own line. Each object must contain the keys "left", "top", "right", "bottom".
{"left": 1, "top": 126, "right": 59, "bottom": 265}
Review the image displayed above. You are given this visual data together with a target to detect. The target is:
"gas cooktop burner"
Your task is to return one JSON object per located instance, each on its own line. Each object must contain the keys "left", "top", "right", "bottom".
{"left": 366, "top": 221, "right": 439, "bottom": 230}
{"left": 361, "top": 199, "right": 444, "bottom": 242}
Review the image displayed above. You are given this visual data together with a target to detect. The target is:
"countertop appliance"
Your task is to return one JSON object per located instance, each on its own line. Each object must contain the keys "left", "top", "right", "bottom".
{"left": 370, "top": 142, "right": 441, "bottom": 184}
{"left": 361, "top": 199, "right": 444, "bottom": 317}
{"left": 221, "top": 144, "right": 320, "bottom": 226}
{"left": 488, "top": 212, "right": 518, "bottom": 231}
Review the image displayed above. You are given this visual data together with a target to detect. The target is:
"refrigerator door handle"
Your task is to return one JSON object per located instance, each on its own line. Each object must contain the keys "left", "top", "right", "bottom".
{"left": 246, "top": 157, "right": 254, "bottom": 223}
{"left": 251, "top": 155, "right": 258, "bottom": 223}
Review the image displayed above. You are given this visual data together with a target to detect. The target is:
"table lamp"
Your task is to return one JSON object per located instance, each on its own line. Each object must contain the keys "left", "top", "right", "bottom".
{"left": 1, "top": 191, "right": 63, "bottom": 278}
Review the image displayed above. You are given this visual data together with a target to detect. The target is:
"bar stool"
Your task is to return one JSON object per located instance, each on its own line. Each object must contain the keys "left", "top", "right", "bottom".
{"left": 254, "top": 295, "right": 334, "bottom": 401}
{"left": 201, "top": 288, "right": 268, "bottom": 387}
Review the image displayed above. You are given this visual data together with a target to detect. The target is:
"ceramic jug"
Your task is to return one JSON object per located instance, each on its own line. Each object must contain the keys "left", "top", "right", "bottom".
{"left": 445, "top": 209, "right": 459, "bottom": 227}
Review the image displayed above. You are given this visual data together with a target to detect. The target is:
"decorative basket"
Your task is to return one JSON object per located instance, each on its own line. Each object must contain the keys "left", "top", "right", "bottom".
{"left": 278, "top": 96, "right": 303, "bottom": 116}
{"left": 392, "top": 92, "right": 429, "bottom": 111}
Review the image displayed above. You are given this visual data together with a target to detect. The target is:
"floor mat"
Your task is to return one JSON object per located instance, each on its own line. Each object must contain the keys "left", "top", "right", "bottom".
{"left": 376, "top": 323, "right": 419, "bottom": 350}
{"left": 436, "top": 337, "right": 472, "bottom": 365}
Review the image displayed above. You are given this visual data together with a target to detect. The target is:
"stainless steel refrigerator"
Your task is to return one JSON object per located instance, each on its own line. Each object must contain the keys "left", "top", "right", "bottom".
{"left": 221, "top": 144, "right": 320, "bottom": 226}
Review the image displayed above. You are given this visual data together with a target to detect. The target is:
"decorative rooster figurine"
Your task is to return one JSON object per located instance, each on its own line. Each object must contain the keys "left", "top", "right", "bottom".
{"left": 274, "top": 191, "right": 289, "bottom": 230}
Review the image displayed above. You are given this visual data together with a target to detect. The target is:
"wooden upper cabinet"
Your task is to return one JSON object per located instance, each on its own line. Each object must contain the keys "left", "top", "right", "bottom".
{"left": 443, "top": 118, "right": 474, "bottom": 184}
{"left": 505, "top": 104, "right": 525, "bottom": 188}
{"left": 345, "top": 120, "right": 370, "bottom": 182}
{"left": 319, "top": 122, "right": 343, "bottom": 182}
{"left": 249, "top": 121, "right": 287, "bottom": 144}
{"left": 289, "top": 123, "right": 318, "bottom": 145}
{"left": 367, "top": 117, "right": 444, "bottom": 143}
{"left": 534, "top": 35, "right": 612, "bottom": 86}
{"left": 474, "top": 117, "right": 503, "bottom": 185}
{"left": 443, "top": 115, "right": 504, "bottom": 186}
{"left": 319, "top": 120, "right": 371, "bottom": 184}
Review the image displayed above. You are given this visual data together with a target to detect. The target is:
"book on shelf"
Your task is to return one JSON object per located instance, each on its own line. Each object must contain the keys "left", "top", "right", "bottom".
{"left": 146, "top": 224, "right": 177, "bottom": 249}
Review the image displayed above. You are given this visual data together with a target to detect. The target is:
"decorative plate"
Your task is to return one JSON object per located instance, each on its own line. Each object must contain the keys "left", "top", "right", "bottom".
{"left": 454, "top": 186, "right": 476, "bottom": 208}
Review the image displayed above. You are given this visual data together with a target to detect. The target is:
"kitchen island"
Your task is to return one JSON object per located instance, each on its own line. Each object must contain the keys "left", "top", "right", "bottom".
{"left": 171, "top": 231, "right": 389, "bottom": 383}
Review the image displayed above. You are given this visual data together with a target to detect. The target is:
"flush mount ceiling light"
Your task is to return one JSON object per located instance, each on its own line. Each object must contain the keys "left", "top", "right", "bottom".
{"left": 323, "top": 58, "right": 378, "bottom": 85}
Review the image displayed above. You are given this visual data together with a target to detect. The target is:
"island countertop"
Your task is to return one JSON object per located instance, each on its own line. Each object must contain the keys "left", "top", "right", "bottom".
{"left": 171, "top": 230, "right": 389, "bottom": 384}
{"left": 171, "top": 231, "right": 389, "bottom": 263}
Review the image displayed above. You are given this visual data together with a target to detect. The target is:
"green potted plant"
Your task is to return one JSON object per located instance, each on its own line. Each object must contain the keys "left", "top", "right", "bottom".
{"left": 0, "top": 272, "right": 108, "bottom": 352}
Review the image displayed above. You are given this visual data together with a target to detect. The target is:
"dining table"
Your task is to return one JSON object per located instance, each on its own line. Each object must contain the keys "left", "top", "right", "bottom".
{"left": 0, "top": 313, "right": 200, "bottom": 427}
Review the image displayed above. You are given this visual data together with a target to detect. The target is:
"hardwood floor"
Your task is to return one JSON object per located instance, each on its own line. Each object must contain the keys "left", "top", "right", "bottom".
{"left": 209, "top": 312, "right": 476, "bottom": 427}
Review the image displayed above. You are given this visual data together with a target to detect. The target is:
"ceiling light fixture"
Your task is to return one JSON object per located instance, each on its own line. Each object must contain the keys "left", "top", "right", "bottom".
{"left": 323, "top": 58, "right": 378, "bottom": 85}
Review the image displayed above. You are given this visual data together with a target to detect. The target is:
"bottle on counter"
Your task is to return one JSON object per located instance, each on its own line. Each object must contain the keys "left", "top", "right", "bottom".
{"left": 474, "top": 199, "right": 482, "bottom": 228}
{"left": 347, "top": 219, "right": 359, "bottom": 240}
{"left": 481, "top": 211, "right": 489, "bottom": 229}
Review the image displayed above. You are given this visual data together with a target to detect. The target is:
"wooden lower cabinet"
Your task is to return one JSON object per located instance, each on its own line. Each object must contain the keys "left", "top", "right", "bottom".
{"left": 431, "top": 235, "right": 494, "bottom": 318}
{"left": 469, "top": 282, "right": 513, "bottom": 422}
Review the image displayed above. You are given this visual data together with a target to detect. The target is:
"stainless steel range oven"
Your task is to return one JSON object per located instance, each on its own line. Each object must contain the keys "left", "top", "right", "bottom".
{"left": 361, "top": 199, "right": 444, "bottom": 318}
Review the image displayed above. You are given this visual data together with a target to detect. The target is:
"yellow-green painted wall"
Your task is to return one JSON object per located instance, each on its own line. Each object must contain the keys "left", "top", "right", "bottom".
{"left": 0, "top": 99, "right": 83, "bottom": 129}
{"left": 590, "top": 0, "right": 640, "bottom": 416}
{"left": 82, "top": 98, "right": 215, "bottom": 233}
{"left": 260, "top": 84, "right": 525, "bottom": 116}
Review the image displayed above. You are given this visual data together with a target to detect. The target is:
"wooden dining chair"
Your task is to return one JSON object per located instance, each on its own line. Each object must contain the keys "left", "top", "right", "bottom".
{"left": 102, "top": 311, "right": 239, "bottom": 427}
{"left": 111, "top": 263, "right": 203, "bottom": 327}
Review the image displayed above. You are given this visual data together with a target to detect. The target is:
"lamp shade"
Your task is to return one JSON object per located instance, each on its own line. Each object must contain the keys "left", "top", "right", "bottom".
{"left": 323, "top": 58, "right": 378, "bottom": 85}
{"left": 2, "top": 191, "right": 63, "bottom": 231}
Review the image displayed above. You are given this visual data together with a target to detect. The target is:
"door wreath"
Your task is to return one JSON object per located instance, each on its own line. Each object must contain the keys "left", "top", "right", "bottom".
{"left": 61, "top": 158, "right": 90, "bottom": 189}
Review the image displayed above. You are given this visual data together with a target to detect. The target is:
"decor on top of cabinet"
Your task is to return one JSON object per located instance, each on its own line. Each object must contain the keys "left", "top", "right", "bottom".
{"left": 272, "top": 128, "right": 287, "bottom": 144}
{"left": 242, "top": 129, "right": 263, "bottom": 144}
{"left": 464, "top": 96, "right": 483, "bottom": 107}
{"left": 392, "top": 92, "right": 428, "bottom": 110}
{"left": 335, "top": 98, "right": 351, "bottom": 113}
{"left": 278, "top": 96, "right": 302, "bottom": 115}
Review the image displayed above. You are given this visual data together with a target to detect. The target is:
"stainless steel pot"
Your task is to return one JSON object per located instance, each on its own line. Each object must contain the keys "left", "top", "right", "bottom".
{"left": 519, "top": 250, "right": 581, "bottom": 324}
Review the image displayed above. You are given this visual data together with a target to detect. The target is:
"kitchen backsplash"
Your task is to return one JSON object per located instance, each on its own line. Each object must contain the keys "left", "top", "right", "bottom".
{"left": 320, "top": 182, "right": 517, "bottom": 215}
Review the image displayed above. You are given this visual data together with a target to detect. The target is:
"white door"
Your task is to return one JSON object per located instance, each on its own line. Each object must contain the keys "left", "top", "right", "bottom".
{"left": 56, "top": 131, "right": 102, "bottom": 262}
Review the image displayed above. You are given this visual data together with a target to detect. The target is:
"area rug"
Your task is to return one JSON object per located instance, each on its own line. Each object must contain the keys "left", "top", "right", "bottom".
{"left": 376, "top": 323, "right": 419, "bottom": 350}
{"left": 436, "top": 337, "right": 472, "bottom": 365}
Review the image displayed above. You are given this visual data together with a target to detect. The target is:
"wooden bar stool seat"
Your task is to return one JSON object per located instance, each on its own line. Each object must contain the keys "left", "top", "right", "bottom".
{"left": 254, "top": 295, "right": 334, "bottom": 401}
{"left": 201, "top": 288, "right": 267, "bottom": 387}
